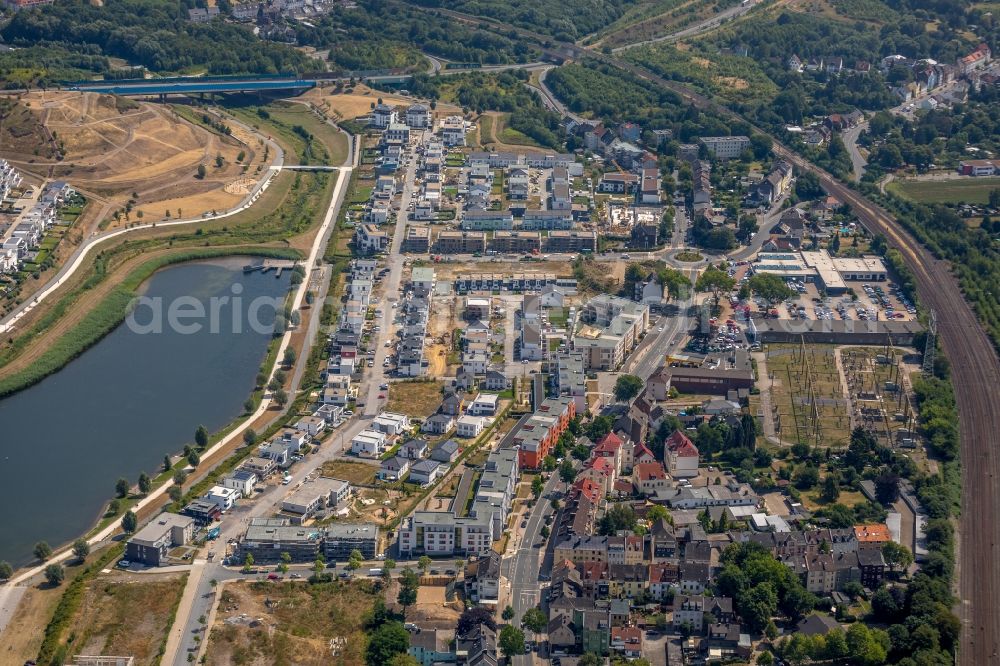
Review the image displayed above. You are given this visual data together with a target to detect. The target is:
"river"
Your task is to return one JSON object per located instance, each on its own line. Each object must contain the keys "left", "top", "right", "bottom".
{"left": 0, "top": 258, "right": 290, "bottom": 566}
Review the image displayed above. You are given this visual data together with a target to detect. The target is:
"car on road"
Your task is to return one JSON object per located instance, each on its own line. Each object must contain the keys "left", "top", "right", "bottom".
{"left": 379, "top": 383, "right": 389, "bottom": 390}
{"left": 267, "top": 573, "right": 282, "bottom": 581}
{"left": 378, "top": 393, "right": 386, "bottom": 399}
{"left": 343, "top": 410, "right": 354, "bottom": 416}
{"left": 289, "top": 572, "right": 302, "bottom": 579}
{"left": 117, "top": 559, "right": 131, "bottom": 568}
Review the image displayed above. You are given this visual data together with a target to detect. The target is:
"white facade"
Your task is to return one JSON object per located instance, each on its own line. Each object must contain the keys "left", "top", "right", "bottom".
{"left": 456, "top": 415, "right": 486, "bottom": 438}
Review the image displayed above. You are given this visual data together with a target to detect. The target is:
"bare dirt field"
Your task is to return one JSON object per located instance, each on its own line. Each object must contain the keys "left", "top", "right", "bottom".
{"left": 7, "top": 92, "right": 252, "bottom": 223}
{"left": 205, "top": 579, "right": 379, "bottom": 666}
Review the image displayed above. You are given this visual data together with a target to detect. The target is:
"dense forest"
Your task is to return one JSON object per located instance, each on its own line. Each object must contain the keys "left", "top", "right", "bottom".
{"left": 295, "top": 0, "right": 538, "bottom": 71}
{"left": 0, "top": 0, "right": 314, "bottom": 79}
{"left": 404, "top": 70, "right": 565, "bottom": 149}
{"left": 408, "top": 0, "right": 640, "bottom": 41}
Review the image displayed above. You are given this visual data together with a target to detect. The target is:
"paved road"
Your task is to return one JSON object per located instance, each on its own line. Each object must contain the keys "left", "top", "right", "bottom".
{"left": 528, "top": 67, "right": 585, "bottom": 125}
{"left": 0, "top": 114, "right": 285, "bottom": 335}
{"left": 841, "top": 122, "right": 869, "bottom": 182}
{"left": 504, "top": 471, "right": 561, "bottom": 666}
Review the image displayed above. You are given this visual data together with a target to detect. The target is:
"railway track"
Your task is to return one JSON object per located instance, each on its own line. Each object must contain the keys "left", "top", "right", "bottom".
{"left": 404, "top": 5, "right": 1000, "bottom": 660}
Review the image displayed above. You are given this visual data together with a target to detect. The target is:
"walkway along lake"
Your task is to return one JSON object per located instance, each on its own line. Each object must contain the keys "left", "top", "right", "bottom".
{"left": 0, "top": 258, "right": 291, "bottom": 566}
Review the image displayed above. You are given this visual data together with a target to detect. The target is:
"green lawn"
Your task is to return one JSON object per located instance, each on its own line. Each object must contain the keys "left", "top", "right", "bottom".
{"left": 888, "top": 177, "right": 1000, "bottom": 204}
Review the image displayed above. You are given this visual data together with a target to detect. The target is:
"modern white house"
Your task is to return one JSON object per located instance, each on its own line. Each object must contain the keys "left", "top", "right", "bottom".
{"left": 372, "top": 412, "right": 411, "bottom": 436}
{"left": 456, "top": 415, "right": 486, "bottom": 438}
{"left": 352, "top": 429, "right": 388, "bottom": 457}
{"left": 205, "top": 485, "right": 239, "bottom": 511}
{"left": 222, "top": 469, "right": 258, "bottom": 498}
{"left": 467, "top": 393, "right": 500, "bottom": 416}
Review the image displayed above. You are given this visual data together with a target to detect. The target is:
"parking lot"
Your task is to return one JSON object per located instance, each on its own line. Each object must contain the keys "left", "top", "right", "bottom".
{"left": 751, "top": 280, "right": 916, "bottom": 323}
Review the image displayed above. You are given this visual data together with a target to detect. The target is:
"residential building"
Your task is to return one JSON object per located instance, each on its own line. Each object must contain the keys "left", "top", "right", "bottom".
{"left": 403, "top": 225, "right": 431, "bottom": 253}
{"left": 204, "top": 485, "right": 238, "bottom": 511}
{"left": 126, "top": 513, "right": 195, "bottom": 566}
{"left": 546, "top": 230, "right": 597, "bottom": 253}
{"left": 355, "top": 224, "right": 389, "bottom": 254}
{"left": 398, "top": 448, "right": 519, "bottom": 556}
{"left": 700, "top": 136, "right": 751, "bottom": 159}
{"left": 372, "top": 411, "right": 411, "bottom": 436}
{"left": 467, "top": 393, "right": 500, "bottom": 416}
{"left": 406, "top": 103, "right": 431, "bottom": 129}
{"left": 352, "top": 429, "right": 388, "bottom": 457}
{"left": 424, "top": 414, "right": 456, "bottom": 435}
{"left": 409, "top": 628, "right": 455, "bottom": 666}
{"left": 510, "top": 397, "right": 576, "bottom": 468}
{"left": 435, "top": 230, "right": 487, "bottom": 254}
{"left": 222, "top": 469, "right": 258, "bottom": 498}
{"left": 461, "top": 209, "right": 514, "bottom": 231}
{"left": 456, "top": 415, "right": 486, "bottom": 438}
{"left": 464, "top": 551, "right": 502, "bottom": 603}
{"left": 371, "top": 103, "right": 397, "bottom": 129}
{"left": 409, "top": 459, "right": 444, "bottom": 486}
{"left": 379, "top": 456, "right": 411, "bottom": 481}
{"left": 573, "top": 295, "right": 650, "bottom": 371}
{"left": 323, "top": 522, "right": 379, "bottom": 560}
{"left": 431, "top": 439, "right": 461, "bottom": 464}
{"left": 665, "top": 430, "right": 700, "bottom": 478}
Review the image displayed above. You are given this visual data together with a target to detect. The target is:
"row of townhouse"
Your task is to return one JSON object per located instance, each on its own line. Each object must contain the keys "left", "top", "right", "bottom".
{"left": 431, "top": 228, "right": 596, "bottom": 255}
{"left": 398, "top": 447, "right": 519, "bottom": 556}
{"left": 509, "top": 396, "right": 576, "bottom": 469}
{"left": 467, "top": 150, "right": 582, "bottom": 174}
{"left": 398, "top": 269, "right": 433, "bottom": 377}
{"left": 236, "top": 517, "right": 379, "bottom": 563}
{"left": 572, "top": 295, "right": 650, "bottom": 371}
{"left": 1, "top": 178, "right": 74, "bottom": 273}
{"left": 747, "top": 160, "right": 793, "bottom": 207}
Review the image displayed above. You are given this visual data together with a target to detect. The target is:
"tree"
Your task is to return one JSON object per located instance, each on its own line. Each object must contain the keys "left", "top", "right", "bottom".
{"left": 457, "top": 606, "right": 498, "bottom": 635}
{"left": 397, "top": 568, "right": 419, "bottom": 618}
{"left": 647, "top": 504, "right": 669, "bottom": 523}
{"left": 695, "top": 266, "right": 736, "bottom": 305}
{"left": 531, "top": 475, "right": 544, "bottom": 498}
{"left": 0, "top": 561, "right": 12, "bottom": 580}
{"left": 122, "top": 510, "right": 138, "bottom": 533}
{"left": 366, "top": 621, "right": 410, "bottom": 666}
{"left": 845, "top": 623, "right": 889, "bottom": 666}
{"left": 116, "top": 477, "right": 130, "bottom": 498}
{"left": 521, "top": 607, "right": 547, "bottom": 636}
{"left": 173, "top": 468, "right": 187, "bottom": 487}
{"left": 313, "top": 558, "right": 325, "bottom": 576}
{"left": 578, "top": 655, "right": 602, "bottom": 666}
{"left": 283, "top": 347, "right": 296, "bottom": 367}
{"left": 34, "top": 541, "right": 52, "bottom": 561}
{"left": 559, "top": 459, "right": 577, "bottom": 484}
{"left": 44, "top": 563, "right": 65, "bottom": 586}
{"left": 747, "top": 273, "right": 796, "bottom": 303}
{"left": 274, "top": 388, "right": 288, "bottom": 407}
{"left": 163, "top": 455, "right": 173, "bottom": 472}
{"left": 499, "top": 625, "right": 526, "bottom": 658}
{"left": 598, "top": 503, "right": 637, "bottom": 536}
{"left": 138, "top": 472, "right": 151, "bottom": 495}
{"left": 243, "top": 428, "right": 258, "bottom": 446}
{"left": 168, "top": 486, "right": 183, "bottom": 502}
{"left": 215, "top": 152, "right": 224, "bottom": 168}
{"left": 418, "top": 555, "right": 432, "bottom": 573}
{"left": 347, "top": 557, "right": 362, "bottom": 571}
{"left": 279, "top": 551, "right": 291, "bottom": 574}
{"left": 502, "top": 605, "right": 515, "bottom": 621}
{"left": 542, "top": 455, "right": 557, "bottom": 472}
{"left": 613, "top": 374, "right": 643, "bottom": 402}
{"left": 882, "top": 541, "right": 913, "bottom": 573}
{"left": 195, "top": 425, "right": 209, "bottom": 448}
{"left": 874, "top": 472, "right": 900, "bottom": 505}
{"left": 737, "top": 581, "right": 777, "bottom": 633}
{"left": 72, "top": 538, "right": 90, "bottom": 561}
{"left": 821, "top": 475, "right": 840, "bottom": 503}
{"left": 388, "top": 656, "right": 420, "bottom": 666}
{"left": 187, "top": 450, "right": 200, "bottom": 467}
{"left": 196, "top": 163, "right": 206, "bottom": 179}
{"left": 243, "top": 553, "right": 255, "bottom": 572}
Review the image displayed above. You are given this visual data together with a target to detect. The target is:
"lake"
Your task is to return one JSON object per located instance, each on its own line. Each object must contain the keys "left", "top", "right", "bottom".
{"left": 0, "top": 258, "right": 290, "bottom": 566}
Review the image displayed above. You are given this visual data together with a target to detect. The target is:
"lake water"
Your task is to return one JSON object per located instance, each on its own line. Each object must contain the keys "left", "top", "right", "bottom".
{"left": 0, "top": 258, "right": 290, "bottom": 566}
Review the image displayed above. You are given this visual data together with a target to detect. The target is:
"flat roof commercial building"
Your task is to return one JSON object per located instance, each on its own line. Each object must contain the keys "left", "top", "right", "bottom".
{"left": 323, "top": 523, "right": 380, "bottom": 560}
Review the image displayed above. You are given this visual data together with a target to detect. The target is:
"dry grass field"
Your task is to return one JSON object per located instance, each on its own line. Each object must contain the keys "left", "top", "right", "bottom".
{"left": 66, "top": 574, "right": 188, "bottom": 664}
{"left": 6, "top": 92, "right": 254, "bottom": 223}
{"left": 386, "top": 380, "right": 445, "bottom": 418}
{"left": 303, "top": 83, "right": 460, "bottom": 121}
{"left": 205, "top": 579, "right": 379, "bottom": 666}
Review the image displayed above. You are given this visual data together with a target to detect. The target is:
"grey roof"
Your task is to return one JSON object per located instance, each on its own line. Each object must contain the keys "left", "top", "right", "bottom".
{"left": 411, "top": 459, "right": 442, "bottom": 474}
